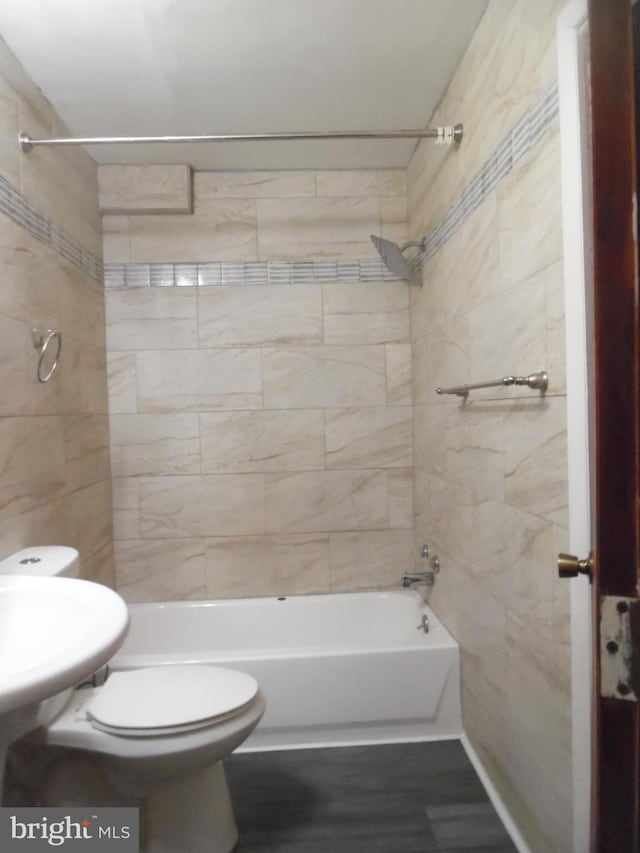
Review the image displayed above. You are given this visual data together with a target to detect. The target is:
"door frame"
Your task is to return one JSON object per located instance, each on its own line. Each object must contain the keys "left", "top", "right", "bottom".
{"left": 557, "top": 1, "right": 593, "bottom": 850}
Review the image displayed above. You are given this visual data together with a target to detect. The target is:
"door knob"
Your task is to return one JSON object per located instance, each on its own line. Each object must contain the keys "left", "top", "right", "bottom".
{"left": 557, "top": 551, "right": 594, "bottom": 580}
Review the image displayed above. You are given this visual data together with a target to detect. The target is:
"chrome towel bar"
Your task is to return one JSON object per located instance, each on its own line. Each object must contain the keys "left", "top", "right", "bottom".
{"left": 435, "top": 370, "right": 548, "bottom": 401}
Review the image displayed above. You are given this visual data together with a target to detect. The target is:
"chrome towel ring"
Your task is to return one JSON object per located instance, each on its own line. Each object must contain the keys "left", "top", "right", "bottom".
{"left": 33, "top": 329, "right": 62, "bottom": 383}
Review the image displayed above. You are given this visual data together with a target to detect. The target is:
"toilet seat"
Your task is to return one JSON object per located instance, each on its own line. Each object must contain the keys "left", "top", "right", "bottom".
{"left": 87, "top": 666, "right": 258, "bottom": 737}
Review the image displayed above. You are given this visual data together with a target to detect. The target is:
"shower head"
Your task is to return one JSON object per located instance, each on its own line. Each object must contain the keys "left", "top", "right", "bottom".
{"left": 370, "top": 235, "right": 426, "bottom": 283}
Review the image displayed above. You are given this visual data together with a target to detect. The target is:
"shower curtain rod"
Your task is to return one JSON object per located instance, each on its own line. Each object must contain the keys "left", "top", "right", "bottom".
{"left": 18, "top": 124, "right": 463, "bottom": 152}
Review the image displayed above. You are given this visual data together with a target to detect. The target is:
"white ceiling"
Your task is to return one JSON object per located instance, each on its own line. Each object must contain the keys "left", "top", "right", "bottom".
{"left": 0, "top": 0, "right": 488, "bottom": 170}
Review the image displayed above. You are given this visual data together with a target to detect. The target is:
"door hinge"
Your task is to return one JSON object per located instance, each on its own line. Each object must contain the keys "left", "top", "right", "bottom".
{"left": 600, "top": 596, "right": 640, "bottom": 701}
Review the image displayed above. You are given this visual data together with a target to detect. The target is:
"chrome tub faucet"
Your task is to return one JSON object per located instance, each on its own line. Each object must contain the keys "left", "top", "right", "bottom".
{"left": 401, "top": 571, "right": 435, "bottom": 588}
{"left": 402, "top": 545, "right": 441, "bottom": 588}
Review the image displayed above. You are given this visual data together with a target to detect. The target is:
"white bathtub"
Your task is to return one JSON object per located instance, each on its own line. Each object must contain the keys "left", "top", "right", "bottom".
{"left": 111, "top": 590, "right": 462, "bottom": 749}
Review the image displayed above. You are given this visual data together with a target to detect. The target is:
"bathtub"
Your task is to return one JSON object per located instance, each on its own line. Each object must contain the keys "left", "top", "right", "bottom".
{"left": 111, "top": 590, "right": 462, "bottom": 750}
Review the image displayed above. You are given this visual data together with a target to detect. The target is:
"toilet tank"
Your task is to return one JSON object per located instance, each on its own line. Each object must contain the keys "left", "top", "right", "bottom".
{"left": 0, "top": 546, "right": 80, "bottom": 578}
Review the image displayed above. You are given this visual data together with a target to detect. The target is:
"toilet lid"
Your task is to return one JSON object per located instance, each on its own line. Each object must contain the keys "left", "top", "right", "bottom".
{"left": 87, "top": 665, "right": 258, "bottom": 732}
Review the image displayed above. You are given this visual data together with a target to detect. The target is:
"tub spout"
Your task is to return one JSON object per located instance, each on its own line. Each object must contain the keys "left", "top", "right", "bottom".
{"left": 401, "top": 572, "right": 435, "bottom": 588}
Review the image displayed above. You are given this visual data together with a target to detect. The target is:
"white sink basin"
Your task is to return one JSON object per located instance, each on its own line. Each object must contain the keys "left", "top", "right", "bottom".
{"left": 0, "top": 575, "right": 129, "bottom": 714}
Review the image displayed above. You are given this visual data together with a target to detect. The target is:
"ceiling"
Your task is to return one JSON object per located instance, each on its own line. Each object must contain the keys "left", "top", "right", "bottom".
{"left": 0, "top": 0, "right": 488, "bottom": 170}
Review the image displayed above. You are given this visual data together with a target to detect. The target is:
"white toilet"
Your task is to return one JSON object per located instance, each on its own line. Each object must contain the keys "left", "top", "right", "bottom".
{"left": 0, "top": 547, "right": 265, "bottom": 853}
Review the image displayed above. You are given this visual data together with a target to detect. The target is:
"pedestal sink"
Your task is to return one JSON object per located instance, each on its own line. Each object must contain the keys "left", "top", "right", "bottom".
{"left": 0, "top": 574, "right": 129, "bottom": 797}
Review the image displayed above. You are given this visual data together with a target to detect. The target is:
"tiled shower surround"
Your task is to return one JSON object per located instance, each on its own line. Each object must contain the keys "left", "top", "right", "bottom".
{"left": 408, "top": 2, "right": 572, "bottom": 852}
{"left": 103, "top": 169, "right": 414, "bottom": 601}
{"left": 0, "top": 38, "right": 113, "bottom": 584}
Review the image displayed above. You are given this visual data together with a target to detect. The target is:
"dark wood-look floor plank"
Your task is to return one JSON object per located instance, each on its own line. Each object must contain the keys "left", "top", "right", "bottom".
{"left": 226, "top": 740, "right": 517, "bottom": 852}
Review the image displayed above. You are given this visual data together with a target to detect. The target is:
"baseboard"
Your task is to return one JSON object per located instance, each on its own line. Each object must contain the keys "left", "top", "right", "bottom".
{"left": 460, "top": 733, "right": 531, "bottom": 853}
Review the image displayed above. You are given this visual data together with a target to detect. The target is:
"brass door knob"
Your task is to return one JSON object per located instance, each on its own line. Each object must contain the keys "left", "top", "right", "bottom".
{"left": 557, "top": 551, "right": 594, "bottom": 579}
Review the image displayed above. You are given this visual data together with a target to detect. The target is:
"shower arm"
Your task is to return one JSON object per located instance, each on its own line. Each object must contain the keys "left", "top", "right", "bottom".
{"left": 399, "top": 239, "right": 427, "bottom": 253}
{"left": 18, "top": 124, "right": 463, "bottom": 152}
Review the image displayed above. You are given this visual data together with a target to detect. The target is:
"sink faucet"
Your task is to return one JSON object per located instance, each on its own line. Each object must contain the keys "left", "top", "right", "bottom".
{"left": 401, "top": 571, "right": 435, "bottom": 588}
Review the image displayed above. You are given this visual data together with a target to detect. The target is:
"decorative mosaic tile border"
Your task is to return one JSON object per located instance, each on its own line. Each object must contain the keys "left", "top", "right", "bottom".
{"left": 104, "top": 257, "right": 397, "bottom": 288}
{"left": 0, "top": 173, "right": 103, "bottom": 283}
{"left": 419, "top": 82, "right": 559, "bottom": 264}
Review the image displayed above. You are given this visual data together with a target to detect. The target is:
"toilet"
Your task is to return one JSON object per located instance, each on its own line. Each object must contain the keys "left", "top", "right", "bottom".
{"left": 0, "top": 547, "right": 266, "bottom": 853}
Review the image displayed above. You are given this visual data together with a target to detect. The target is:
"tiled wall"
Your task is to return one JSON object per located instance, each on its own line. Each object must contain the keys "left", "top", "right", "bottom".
{"left": 103, "top": 169, "right": 414, "bottom": 601}
{"left": 0, "top": 38, "right": 113, "bottom": 584}
{"left": 408, "top": 2, "right": 571, "bottom": 851}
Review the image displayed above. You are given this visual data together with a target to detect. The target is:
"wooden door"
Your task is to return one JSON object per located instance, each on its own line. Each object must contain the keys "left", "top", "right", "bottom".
{"left": 588, "top": 0, "right": 640, "bottom": 849}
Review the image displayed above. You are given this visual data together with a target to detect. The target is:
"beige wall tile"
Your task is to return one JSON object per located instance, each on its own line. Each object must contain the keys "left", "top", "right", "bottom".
{"left": 106, "top": 287, "right": 197, "bottom": 350}
{"left": 0, "top": 313, "right": 35, "bottom": 416}
{"left": 454, "top": 499, "right": 509, "bottom": 600}
{"left": 451, "top": 568, "right": 507, "bottom": 695}
{"left": 466, "top": 270, "right": 547, "bottom": 396}
{"left": 380, "top": 197, "right": 408, "bottom": 245}
{"left": 201, "top": 410, "right": 324, "bottom": 473}
{"left": 114, "top": 539, "right": 206, "bottom": 602}
{"left": 58, "top": 479, "right": 113, "bottom": 562}
{"left": 98, "top": 164, "right": 192, "bottom": 213}
{"left": 411, "top": 319, "right": 469, "bottom": 406}
{"left": 504, "top": 397, "right": 568, "bottom": 525}
{"left": 386, "top": 343, "right": 412, "bottom": 405}
{"left": 412, "top": 195, "right": 499, "bottom": 340}
{"left": 82, "top": 542, "right": 116, "bottom": 588}
{"left": 0, "top": 223, "right": 59, "bottom": 327}
{"left": 110, "top": 413, "right": 201, "bottom": 476}
{"left": 498, "top": 130, "right": 563, "bottom": 291}
{"left": 128, "top": 198, "right": 257, "bottom": 262}
{"left": 139, "top": 474, "right": 265, "bottom": 538}
{"left": 256, "top": 197, "right": 380, "bottom": 259}
{"left": 0, "top": 416, "right": 66, "bottom": 520}
{"left": 0, "top": 91, "right": 20, "bottom": 187}
{"left": 265, "top": 470, "right": 387, "bottom": 534}
{"left": 19, "top": 100, "right": 102, "bottom": 257}
{"left": 64, "top": 414, "right": 111, "bottom": 490}
{"left": 503, "top": 507, "right": 556, "bottom": 640}
{"left": 107, "top": 352, "right": 137, "bottom": 414}
{"left": 322, "top": 281, "right": 409, "bottom": 314}
{"left": 325, "top": 407, "right": 412, "bottom": 469}
{"left": 459, "top": 665, "right": 510, "bottom": 793}
{"left": 56, "top": 338, "right": 110, "bottom": 416}
{"left": 102, "top": 215, "right": 130, "bottom": 264}
{"left": 316, "top": 170, "right": 406, "bottom": 198}
{"left": 388, "top": 469, "right": 413, "bottom": 529}
{"left": 56, "top": 259, "right": 106, "bottom": 350}
{"left": 262, "top": 345, "right": 386, "bottom": 409}
{"left": 545, "top": 260, "right": 566, "bottom": 394}
{"left": 505, "top": 614, "right": 572, "bottom": 852}
{"left": 136, "top": 349, "right": 262, "bottom": 412}
{"left": 323, "top": 281, "right": 410, "bottom": 345}
{"left": 197, "top": 171, "right": 316, "bottom": 199}
{"left": 420, "top": 404, "right": 505, "bottom": 503}
{"left": 52, "top": 114, "right": 100, "bottom": 190}
{"left": 112, "top": 477, "right": 140, "bottom": 541}
{"left": 205, "top": 534, "right": 330, "bottom": 598}
{"left": 323, "top": 309, "right": 409, "bottom": 347}
{"left": 329, "top": 529, "right": 413, "bottom": 591}
{"left": 198, "top": 284, "right": 322, "bottom": 347}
